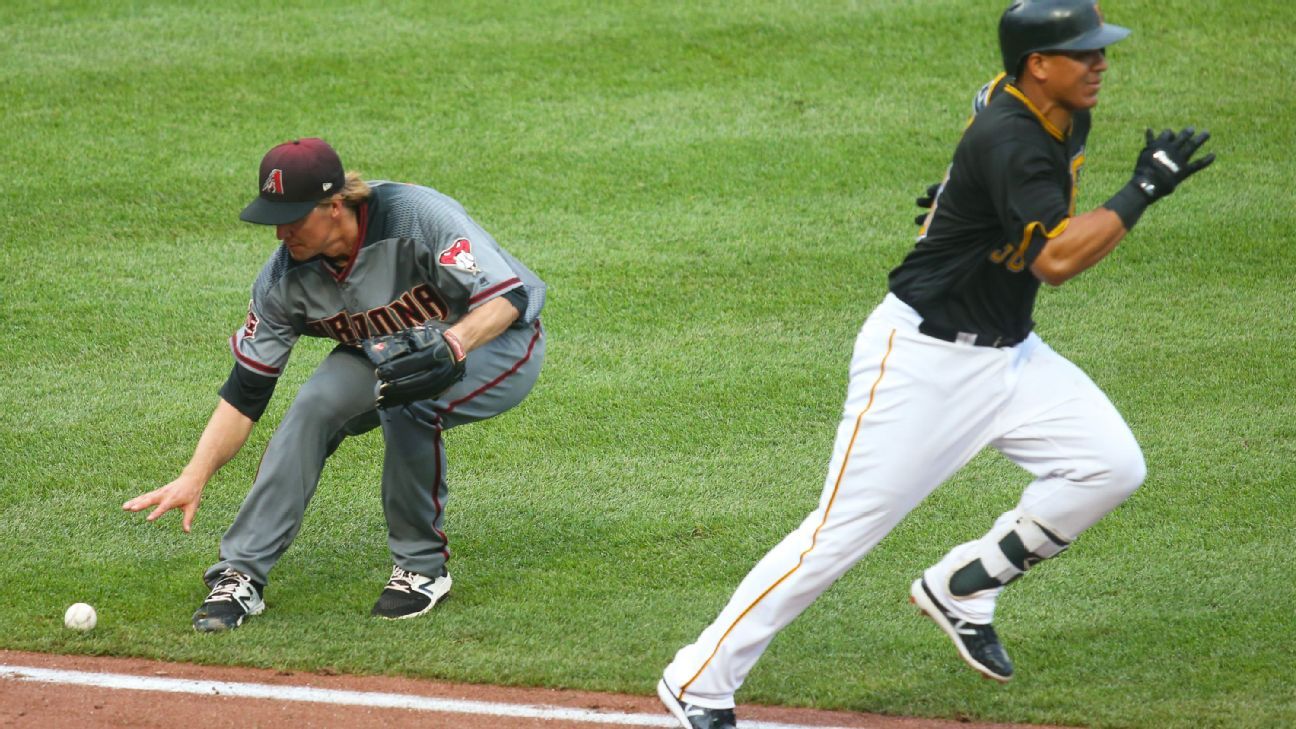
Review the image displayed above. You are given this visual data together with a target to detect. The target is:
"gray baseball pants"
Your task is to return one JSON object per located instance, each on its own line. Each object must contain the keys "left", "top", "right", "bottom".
{"left": 204, "top": 320, "right": 544, "bottom": 587}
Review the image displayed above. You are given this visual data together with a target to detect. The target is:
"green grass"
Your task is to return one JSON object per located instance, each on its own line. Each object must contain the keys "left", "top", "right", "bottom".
{"left": 1, "top": 1, "right": 1293, "bottom": 727}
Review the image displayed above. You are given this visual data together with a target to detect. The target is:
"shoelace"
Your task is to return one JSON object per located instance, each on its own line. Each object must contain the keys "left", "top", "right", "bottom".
{"left": 386, "top": 567, "right": 416, "bottom": 594}
{"left": 207, "top": 572, "right": 250, "bottom": 603}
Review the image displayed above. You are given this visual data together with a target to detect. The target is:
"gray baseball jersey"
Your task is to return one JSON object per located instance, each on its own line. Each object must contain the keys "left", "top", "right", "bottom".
{"left": 208, "top": 181, "right": 546, "bottom": 588}
{"left": 231, "top": 180, "right": 544, "bottom": 381}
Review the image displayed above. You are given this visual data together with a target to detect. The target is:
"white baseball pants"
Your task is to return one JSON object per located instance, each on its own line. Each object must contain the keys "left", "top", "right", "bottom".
{"left": 663, "top": 293, "right": 1145, "bottom": 708}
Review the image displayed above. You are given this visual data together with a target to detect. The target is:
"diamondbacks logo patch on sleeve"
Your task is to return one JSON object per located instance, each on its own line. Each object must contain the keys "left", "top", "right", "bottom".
{"left": 438, "top": 238, "right": 480, "bottom": 273}
{"left": 243, "top": 300, "right": 260, "bottom": 337}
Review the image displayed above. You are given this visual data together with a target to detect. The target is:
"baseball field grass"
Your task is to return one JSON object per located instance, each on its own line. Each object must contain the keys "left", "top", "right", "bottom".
{"left": 1, "top": 1, "right": 1292, "bottom": 727}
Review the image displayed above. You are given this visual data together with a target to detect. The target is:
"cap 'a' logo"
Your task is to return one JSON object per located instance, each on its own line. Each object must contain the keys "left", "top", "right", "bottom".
{"left": 438, "top": 238, "right": 480, "bottom": 274}
{"left": 262, "top": 169, "right": 284, "bottom": 195}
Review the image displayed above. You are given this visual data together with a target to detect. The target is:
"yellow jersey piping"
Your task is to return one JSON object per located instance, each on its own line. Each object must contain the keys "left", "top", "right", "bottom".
{"left": 1003, "top": 84, "right": 1066, "bottom": 142}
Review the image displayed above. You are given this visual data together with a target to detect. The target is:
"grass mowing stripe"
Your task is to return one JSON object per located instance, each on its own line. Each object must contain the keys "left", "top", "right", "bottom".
{"left": 1, "top": 2, "right": 1292, "bottom": 728}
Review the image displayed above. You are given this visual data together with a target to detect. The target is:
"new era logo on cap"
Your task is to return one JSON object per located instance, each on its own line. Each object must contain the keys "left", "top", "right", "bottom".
{"left": 240, "top": 137, "right": 347, "bottom": 225}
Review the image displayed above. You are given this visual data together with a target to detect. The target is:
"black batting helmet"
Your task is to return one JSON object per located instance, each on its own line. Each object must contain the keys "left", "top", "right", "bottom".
{"left": 999, "top": 0, "right": 1131, "bottom": 77}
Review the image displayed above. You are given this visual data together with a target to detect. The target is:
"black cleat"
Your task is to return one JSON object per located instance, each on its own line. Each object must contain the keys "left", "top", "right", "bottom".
{"left": 193, "top": 569, "right": 265, "bottom": 633}
{"left": 656, "top": 678, "right": 737, "bottom": 729}
{"left": 371, "top": 566, "right": 452, "bottom": 619}
{"left": 910, "top": 578, "right": 1013, "bottom": 682}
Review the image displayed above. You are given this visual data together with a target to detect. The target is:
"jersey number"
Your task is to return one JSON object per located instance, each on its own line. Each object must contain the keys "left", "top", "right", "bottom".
{"left": 989, "top": 240, "right": 1028, "bottom": 273}
{"left": 992, "top": 218, "right": 1070, "bottom": 273}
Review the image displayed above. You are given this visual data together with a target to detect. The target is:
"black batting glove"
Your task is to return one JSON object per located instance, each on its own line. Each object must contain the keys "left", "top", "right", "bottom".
{"left": 914, "top": 182, "right": 941, "bottom": 226}
{"left": 1130, "top": 127, "right": 1215, "bottom": 202}
{"left": 1105, "top": 127, "right": 1216, "bottom": 231}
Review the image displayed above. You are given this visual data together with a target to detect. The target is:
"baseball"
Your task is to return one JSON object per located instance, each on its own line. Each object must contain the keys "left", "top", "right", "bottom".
{"left": 64, "top": 602, "right": 97, "bottom": 631}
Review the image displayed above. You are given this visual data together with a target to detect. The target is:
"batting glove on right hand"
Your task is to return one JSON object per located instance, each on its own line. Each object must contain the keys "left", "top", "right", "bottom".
{"left": 1129, "top": 127, "right": 1215, "bottom": 202}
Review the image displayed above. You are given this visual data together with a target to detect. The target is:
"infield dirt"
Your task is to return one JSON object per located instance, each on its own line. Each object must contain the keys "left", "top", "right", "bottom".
{"left": 0, "top": 650, "right": 1076, "bottom": 729}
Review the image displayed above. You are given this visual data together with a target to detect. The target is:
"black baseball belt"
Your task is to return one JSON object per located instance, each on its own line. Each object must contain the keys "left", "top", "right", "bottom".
{"left": 917, "top": 320, "right": 1025, "bottom": 349}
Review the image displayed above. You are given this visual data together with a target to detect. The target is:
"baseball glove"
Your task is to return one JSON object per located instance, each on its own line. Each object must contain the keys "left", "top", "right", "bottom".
{"left": 362, "top": 322, "right": 467, "bottom": 408}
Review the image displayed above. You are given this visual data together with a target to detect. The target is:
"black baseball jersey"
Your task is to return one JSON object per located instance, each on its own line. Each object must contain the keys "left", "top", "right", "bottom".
{"left": 889, "top": 74, "right": 1090, "bottom": 343}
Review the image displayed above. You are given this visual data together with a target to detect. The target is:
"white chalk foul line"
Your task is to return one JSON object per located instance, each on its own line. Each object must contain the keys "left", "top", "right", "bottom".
{"left": 0, "top": 665, "right": 858, "bottom": 729}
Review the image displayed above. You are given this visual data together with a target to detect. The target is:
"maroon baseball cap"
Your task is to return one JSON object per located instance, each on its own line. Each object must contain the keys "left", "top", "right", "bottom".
{"left": 239, "top": 138, "right": 347, "bottom": 225}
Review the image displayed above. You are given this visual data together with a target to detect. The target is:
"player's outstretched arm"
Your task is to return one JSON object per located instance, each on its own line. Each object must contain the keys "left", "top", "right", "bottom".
{"left": 1033, "top": 126, "right": 1215, "bottom": 286}
{"left": 122, "top": 399, "right": 254, "bottom": 532}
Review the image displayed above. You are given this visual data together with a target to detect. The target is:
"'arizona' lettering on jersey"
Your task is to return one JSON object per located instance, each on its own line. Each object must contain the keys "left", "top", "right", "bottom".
{"left": 229, "top": 181, "right": 546, "bottom": 378}
{"left": 302, "top": 284, "right": 449, "bottom": 345}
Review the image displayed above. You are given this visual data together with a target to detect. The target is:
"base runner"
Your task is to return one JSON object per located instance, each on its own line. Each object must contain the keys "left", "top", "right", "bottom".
{"left": 658, "top": 2, "right": 1213, "bottom": 726}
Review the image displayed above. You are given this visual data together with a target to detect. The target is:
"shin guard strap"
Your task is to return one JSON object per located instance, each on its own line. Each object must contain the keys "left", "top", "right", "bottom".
{"left": 948, "top": 517, "right": 1072, "bottom": 597}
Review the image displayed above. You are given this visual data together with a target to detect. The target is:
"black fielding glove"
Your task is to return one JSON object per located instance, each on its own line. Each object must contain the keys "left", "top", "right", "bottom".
{"left": 914, "top": 182, "right": 941, "bottom": 226}
{"left": 362, "top": 323, "right": 467, "bottom": 408}
{"left": 1106, "top": 127, "right": 1215, "bottom": 230}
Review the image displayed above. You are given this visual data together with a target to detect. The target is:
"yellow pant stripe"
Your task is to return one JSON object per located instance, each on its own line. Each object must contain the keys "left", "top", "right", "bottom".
{"left": 678, "top": 329, "right": 897, "bottom": 697}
